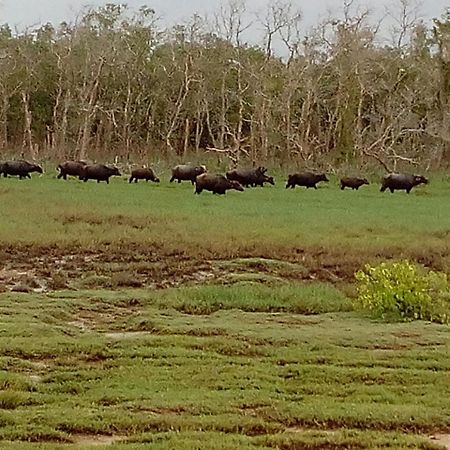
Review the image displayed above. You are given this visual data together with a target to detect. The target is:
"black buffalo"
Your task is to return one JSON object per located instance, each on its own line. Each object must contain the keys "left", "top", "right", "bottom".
{"left": 170, "top": 164, "right": 206, "bottom": 184}
{"left": 195, "top": 173, "right": 244, "bottom": 195}
{"left": 340, "top": 177, "right": 369, "bottom": 190}
{"left": 57, "top": 160, "right": 88, "bottom": 180}
{"left": 129, "top": 167, "right": 160, "bottom": 183}
{"left": 1, "top": 160, "right": 43, "bottom": 179}
{"left": 79, "top": 164, "right": 121, "bottom": 183}
{"left": 286, "top": 172, "right": 329, "bottom": 189}
{"left": 226, "top": 167, "right": 274, "bottom": 188}
{"left": 380, "top": 173, "right": 428, "bottom": 194}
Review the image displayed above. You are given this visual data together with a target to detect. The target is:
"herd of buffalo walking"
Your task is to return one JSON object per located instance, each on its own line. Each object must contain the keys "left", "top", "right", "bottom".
{"left": 0, "top": 159, "right": 430, "bottom": 194}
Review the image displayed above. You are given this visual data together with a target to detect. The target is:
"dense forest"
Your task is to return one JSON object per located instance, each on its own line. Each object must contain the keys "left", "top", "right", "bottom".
{"left": 0, "top": 1, "right": 449, "bottom": 170}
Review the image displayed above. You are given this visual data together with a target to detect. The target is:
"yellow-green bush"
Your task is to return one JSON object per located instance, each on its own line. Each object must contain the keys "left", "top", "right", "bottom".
{"left": 355, "top": 260, "right": 449, "bottom": 323}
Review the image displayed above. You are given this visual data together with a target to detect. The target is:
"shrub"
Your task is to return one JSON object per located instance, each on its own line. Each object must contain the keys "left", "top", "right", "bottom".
{"left": 354, "top": 260, "right": 449, "bottom": 323}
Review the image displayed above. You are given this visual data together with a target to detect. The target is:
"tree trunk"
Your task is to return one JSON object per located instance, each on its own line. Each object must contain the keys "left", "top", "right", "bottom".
{"left": 183, "top": 117, "right": 190, "bottom": 157}
{"left": 0, "top": 90, "right": 9, "bottom": 149}
{"left": 78, "top": 58, "right": 104, "bottom": 160}
{"left": 22, "top": 91, "right": 34, "bottom": 157}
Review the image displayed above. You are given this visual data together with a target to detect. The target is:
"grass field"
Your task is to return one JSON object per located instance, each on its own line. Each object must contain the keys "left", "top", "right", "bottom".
{"left": 0, "top": 172, "right": 450, "bottom": 449}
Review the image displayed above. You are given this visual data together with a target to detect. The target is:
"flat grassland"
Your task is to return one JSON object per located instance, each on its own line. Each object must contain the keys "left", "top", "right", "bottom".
{"left": 0, "top": 173, "right": 449, "bottom": 449}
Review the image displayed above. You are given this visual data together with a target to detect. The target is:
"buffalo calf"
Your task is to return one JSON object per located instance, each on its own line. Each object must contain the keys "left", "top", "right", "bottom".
{"left": 129, "top": 167, "right": 160, "bottom": 183}
{"left": 340, "top": 177, "right": 369, "bottom": 190}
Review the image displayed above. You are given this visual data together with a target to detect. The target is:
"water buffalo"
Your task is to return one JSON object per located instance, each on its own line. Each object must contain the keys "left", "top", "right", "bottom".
{"left": 129, "top": 167, "right": 160, "bottom": 183}
{"left": 226, "top": 167, "right": 274, "bottom": 188}
{"left": 57, "top": 160, "right": 88, "bottom": 180}
{"left": 286, "top": 172, "right": 329, "bottom": 189}
{"left": 340, "top": 177, "right": 369, "bottom": 190}
{"left": 380, "top": 173, "right": 428, "bottom": 193}
{"left": 79, "top": 164, "right": 121, "bottom": 184}
{"left": 1, "top": 160, "right": 43, "bottom": 179}
{"left": 170, "top": 164, "right": 206, "bottom": 184}
{"left": 195, "top": 173, "right": 244, "bottom": 195}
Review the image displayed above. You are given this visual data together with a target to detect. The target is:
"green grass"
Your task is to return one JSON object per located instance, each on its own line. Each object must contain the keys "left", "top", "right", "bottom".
{"left": 0, "top": 286, "right": 449, "bottom": 448}
{"left": 0, "top": 173, "right": 449, "bottom": 260}
{"left": 1, "top": 173, "right": 450, "bottom": 448}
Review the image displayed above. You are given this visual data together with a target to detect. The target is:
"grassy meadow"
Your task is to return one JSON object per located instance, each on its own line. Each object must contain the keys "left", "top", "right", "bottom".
{"left": 0, "top": 171, "right": 449, "bottom": 258}
{"left": 0, "top": 170, "right": 450, "bottom": 448}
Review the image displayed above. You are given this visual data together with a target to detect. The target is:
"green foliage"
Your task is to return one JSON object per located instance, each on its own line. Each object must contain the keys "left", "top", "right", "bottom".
{"left": 355, "top": 260, "right": 450, "bottom": 323}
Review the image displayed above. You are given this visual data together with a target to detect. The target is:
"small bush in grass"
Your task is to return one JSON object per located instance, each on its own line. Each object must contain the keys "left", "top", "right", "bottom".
{"left": 0, "top": 391, "right": 29, "bottom": 409}
{"left": 355, "top": 260, "right": 449, "bottom": 323}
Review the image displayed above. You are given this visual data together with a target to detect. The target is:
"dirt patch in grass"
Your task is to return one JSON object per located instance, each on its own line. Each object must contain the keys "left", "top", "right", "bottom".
{"left": 366, "top": 343, "right": 413, "bottom": 351}
{"left": 129, "top": 405, "right": 187, "bottom": 415}
{"left": 0, "top": 268, "right": 47, "bottom": 293}
{"left": 267, "top": 315, "right": 322, "bottom": 327}
{"left": 0, "top": 242, "right": 448, "bottom": 292}
{"left": 68, "top": 319, "right": 92, "bottom": 332}
{"left": 104, "top": 331, "right": 152, "bottom": 339}
{"left": 70, "top": 433, "right": 125, "bottom": 446}
{"left": 429, "top": 434, "right": 450, "bottom": 450}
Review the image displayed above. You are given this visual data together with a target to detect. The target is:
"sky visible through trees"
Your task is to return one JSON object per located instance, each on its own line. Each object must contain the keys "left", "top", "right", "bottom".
{"left": 1, "top": 0, "right": 447, "bottom": 36}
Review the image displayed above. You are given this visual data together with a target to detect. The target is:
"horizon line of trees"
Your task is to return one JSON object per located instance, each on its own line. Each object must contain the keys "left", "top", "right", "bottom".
{"left": 0, "top": 1, "right": 449, "bottom": 171}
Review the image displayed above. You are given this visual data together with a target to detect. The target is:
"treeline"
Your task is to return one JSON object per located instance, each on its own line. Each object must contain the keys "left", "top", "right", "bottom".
{"left": 0, "top": 1, "right": 449, "bottom": 170}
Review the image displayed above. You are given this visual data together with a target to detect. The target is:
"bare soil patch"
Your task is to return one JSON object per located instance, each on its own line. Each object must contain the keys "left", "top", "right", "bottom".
{"left": 0, "top": 242, "right": 448, "bottom": 292}
{"left": 70, "top": 433, "right": 125, "bottom": 446}
{"left": 429, "top": 434, "right": 450, "bottom": 450}
{"left": 104, "top": 331, "right": 151, "bottom": 339}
